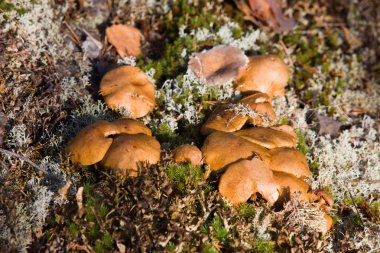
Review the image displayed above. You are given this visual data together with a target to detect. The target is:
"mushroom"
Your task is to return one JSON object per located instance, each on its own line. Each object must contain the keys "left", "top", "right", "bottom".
{"left": 234, "top": 55, "right": 289, "bottom": 97}
{"left": 239, "top": 93, "right": 278, "bottom": 126}
{"left": 272, "top": 171, "right": 311, "bottom": 203}
{"left": 64, "top": 120, "right": 120, "bottom": 166}
{"left": 233, "top": 126, "right": 297, "bottom": 149}
{"left": 172, "top": 144, "right": 203, "bottom": 166}
{"left": 100, "top": 66, "right": 156, "bottom": 118}
{"left": 200, "top": 92, "right": 278, "bottom": 135}
{"left": 200, "top": 105, "right": 249, "bottom": 136}
{"left": 321, "top": 214, "right": 333, "bottom": 236}
{"left": 64, "top": 119, "right": 153, "bottom": 166}
{"left": 201, "top": 131, "right": 270, "bottom": 171}
{"left": 100, "top": 134, "right": 160, "bottom": 176}
{"left": 189, "top": 45, "right": 248, "bottom": 85}
{"left": 269, "top": 147, "right": 312, "bottom": 179}
{"left": 105, "top": 24, "right": 142, "bottom": 57}
{"left": 312, "top": 189, "right": 334, "bottom": 212}
{"left": 219, "top": 158, "right": 280, "bottom": 205}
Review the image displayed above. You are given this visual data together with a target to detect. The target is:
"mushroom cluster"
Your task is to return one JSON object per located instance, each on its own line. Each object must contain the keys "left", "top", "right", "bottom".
{"left": 65, "top": 118, "right": 160, "bottom": 176}
{"left": 189, "top": 48, "right": 334, "bottom": 234}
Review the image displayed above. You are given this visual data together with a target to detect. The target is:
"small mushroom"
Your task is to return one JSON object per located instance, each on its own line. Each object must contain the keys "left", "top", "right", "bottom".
{"left": 312, "top": 189, "right": 334, "bottom": 212}
{"left": 272, "top": 171, "right": 311, "bottom": 203}
{"left": 269, "top": 147, "right": 312, "bottom": 179}
{"left": 189, "top": 45, "right": 248, "bottom": 85}
{"left": 201, "top": 131, "right": 270, "bottom": 171}
{"left": 64, "top": 121, "right": 119, "bottom": 166}
{"left": 219, "top": 158, "right": 280, "bottom": 205}
{"left": 106, "top": 24, "right": 142, "bottom": 57}
{"left": 234, "top": 55, "right": 289, "bottom": 97}
{"left": 100, "top": 66, "right": 156, "bottom": 118}
{"left": 172, "top": 144, "right": 203, "bottom": 166}
{"left": 100, "top": 134, "right": 160, "bottom": 176}
{"left": 234, "top": 126, "right": 297, "bottom": 149}
{"left": 200, "top": 105, "right": 249, "bottom": 136}
{"left": 239, "top": 93, "right": 278, "bottom": 126}
{"left": 113, "top": 118, "right": 152, "bottom": 136}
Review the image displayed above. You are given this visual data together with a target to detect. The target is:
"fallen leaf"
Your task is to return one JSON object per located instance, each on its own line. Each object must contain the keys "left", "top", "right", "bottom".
{"left": 188, "top": 45, "right": 248, "bottom": 86}
{"left": 349, "top": 107, "right": 370, "bottom": 116}
{"left": 234, "top": 0, "right": 296, "bottom": 32}
{"left": 342, "top": 26, "right": 362, "bottom": 50}
{"left": 317, "top": 114, "right": 342, "bottom": 137}
{"left": 58, "top": 180, "right": 72, "bottom": 200}
{"left": 76, "top": 186, "right": 86, "bottom": 218}
{"left": 106, "top": 24, "right": 142, "bottom": 57}
{"left": 82, "top": 29, "right": 102, "bottom": 59}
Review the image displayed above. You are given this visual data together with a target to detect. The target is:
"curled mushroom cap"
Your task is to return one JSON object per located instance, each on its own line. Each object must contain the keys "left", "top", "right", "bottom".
{"left": 269, "top": 147, "right": 312, "bottom": 179}
{"left": 100, "top": 134, "right": 160, "bottom": 176}
{"left": 189, "top": 45, "right": 248, "bottom": 85}
{"left": 200, "top": 105, "right": 249, "bottom": 136}
{"left": 100, "top": 66, "right": 156, "bottom": 118}
{"left": 234, "top": 126, "right": 297, "bottom": 149}
{"left": 201, "top": 131, "right": 270, "bottom": 171}
{"left": 273, "top": 171, "right": 311, "bottom": 203}
{"left": 234, "top": 55, "right": 289, "bottom": 97}
{"left": 106, "top": 24, "right": 142, "bottom": 57}
{"left": 219, "top": 158, "right": 280, "bottom": 205}
{"left": 173, "top": 144, "right": 203, "bottom": 166}
{"left": 64, "top": 121, "right": 117, "bottom": 166}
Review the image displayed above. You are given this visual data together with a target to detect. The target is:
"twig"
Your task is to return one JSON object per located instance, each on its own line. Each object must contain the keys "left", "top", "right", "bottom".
{"left": 279, "top": 40, "right": 294, "bottom": 68}
{"left": 0, "top": 147, "right": 43, "bottom": 172}
{"left": 63, "top": 20, "right": 81, "bottom": 47}
{"left": 0, "top": 148, "right": 60, "bottom": 181}
{"left": 345, "top": 185, "right": 365, "bottom": 228}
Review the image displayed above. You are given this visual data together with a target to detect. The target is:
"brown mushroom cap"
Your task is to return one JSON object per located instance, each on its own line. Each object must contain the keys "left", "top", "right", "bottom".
{"left": 172, "top": 144, "right": 203, "bottom": 166}
{"left": 321, "top": 214, "right": 333, "bottom": 236}
{"left": 113, "top": 118, "right": 152, "bottom": 136}
{"left": 64, "top": 121, "right": 117, "bottom": 166}
{"left": 273, "top": 171, "right": 311, "bottom": 203}
{"left": 189, "top": 45, "right": 248, "bottom": 85}
{"left": 234, "top": 127, "right": 297, "bottom": 149}
{"left": 105, "top": 24, "right": 142, "bottom": 57}
{"left": 64, "top": 119, "right": 153, "bottom": 166}
{"left": 100, "top": 134, "right": 160, "bottom": 176}
{"left": 100, "top": 66, "right": 156, "bottom": 118}
{"left": 200, "top": 105, "right": 248, "bottom": 136}
{"left": 234, "top": 55, "right": 289, "bottom": 97}
{"left": 240, "top": 93, "right": 278, "bottom": 126}
{"left": 219, "top": 158, "right": 280, "bottom": 205}
{"left": 201, "top": 131, "right": 270, "bottom": 171}
{"left": 269, "top": 147, "right": 312, "bottom": 179}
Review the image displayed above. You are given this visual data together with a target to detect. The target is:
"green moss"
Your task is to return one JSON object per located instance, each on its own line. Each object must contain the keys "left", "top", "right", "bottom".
{"left": 238, "top": 203, "right": 256, "bottom": 219}
{"left": 202, "top": 242, "right": 221, "bottom": 253}
{"left": 0, "top": 0, "right": 27, "bottom": 15}
{"left": 167, "top": 163, "right": 203, "bottom": 194}
{"left": 295, "top": 129, "right": 309, "bottom": 155}
{"left": 254, "top": 239, "right": 275, "bottom": 253}
{"left": 211, "top": 215, "right": 228, "bottom": 242}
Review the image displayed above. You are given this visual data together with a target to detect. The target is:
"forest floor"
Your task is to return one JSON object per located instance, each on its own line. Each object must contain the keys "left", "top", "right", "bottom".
{"left": 0, "top": 0, "right": 379, "bottom": 252}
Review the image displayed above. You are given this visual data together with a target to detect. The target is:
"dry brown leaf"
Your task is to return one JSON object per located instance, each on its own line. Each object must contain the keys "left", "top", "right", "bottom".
{"left": 106, "top": 24, "right": 142, "bottom": 57}
{"left": 58, "top": 180, "right": 72, "bottom": 200}
{"left": 234, "top": 0, "right": 296, "bottom": 32}
{"left": 76, "top": 186, "right": 86, "bottom": 218}
{"left": 317, "top": 114, "right": 342, "bottom": 137}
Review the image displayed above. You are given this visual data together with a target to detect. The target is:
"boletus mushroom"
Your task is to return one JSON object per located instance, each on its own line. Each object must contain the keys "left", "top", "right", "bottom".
{"left": 100, "top": 66, "right": 156, "bottom": 118}
{"left": 234, "top": 55, "right": 289, "bottom": 97}
{"left": 219, "top": 158, "right": 280, "bottom": 205}
{"left": 172, "top": 144, "right": 203, "bottom": 166}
